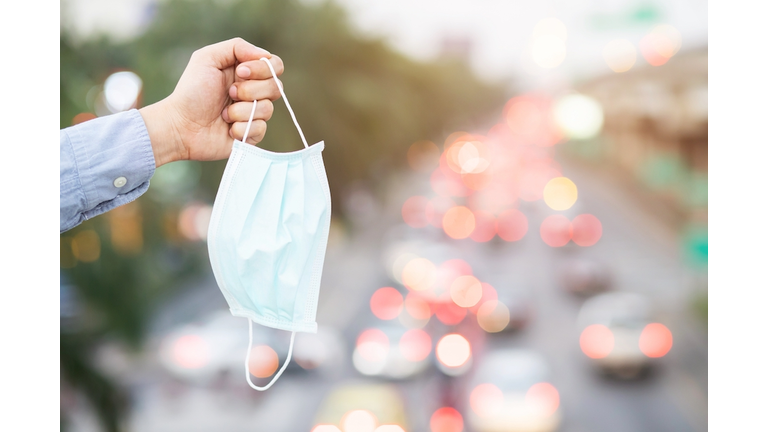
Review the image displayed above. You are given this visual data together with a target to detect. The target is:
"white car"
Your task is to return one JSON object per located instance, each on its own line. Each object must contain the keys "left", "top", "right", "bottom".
{"left": 466, "top": 349, "right": 562, "bottom": 432}
{"left": 158, "top": 310, "right": 341, "bottom": 385}
{"left": 576, "top": 292, "right": 673, "bottom": 379}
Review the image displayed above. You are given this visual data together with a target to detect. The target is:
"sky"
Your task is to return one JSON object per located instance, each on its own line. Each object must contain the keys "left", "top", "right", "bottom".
{"left": 60, "top": 0, "right": 708, "bottom": 90}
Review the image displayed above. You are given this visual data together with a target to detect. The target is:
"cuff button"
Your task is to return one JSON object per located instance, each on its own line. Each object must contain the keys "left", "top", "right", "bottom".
{"left": 113, "top": 176, "right": 127, "bottom": 188}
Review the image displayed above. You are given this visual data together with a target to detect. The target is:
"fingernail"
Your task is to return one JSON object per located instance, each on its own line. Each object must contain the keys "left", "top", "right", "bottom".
{"left": 236, "top": 65, "right": 250, "bottom": 78}
{"left": 229, "top": 85, "right": 238, "bottom": 99}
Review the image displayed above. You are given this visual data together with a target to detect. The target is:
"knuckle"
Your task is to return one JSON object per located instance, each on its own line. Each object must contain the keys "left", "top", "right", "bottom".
{"left": 254, "top": 120, "right": 267, "bottom": 136}
{"left": 260, "top": 100, "right": 274, "bottom": 119}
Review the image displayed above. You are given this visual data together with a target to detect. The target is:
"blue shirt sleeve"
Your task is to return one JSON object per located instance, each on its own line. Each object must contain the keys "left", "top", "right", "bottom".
{"left": 60, "top": 109, "right": 156, "bottom": 233}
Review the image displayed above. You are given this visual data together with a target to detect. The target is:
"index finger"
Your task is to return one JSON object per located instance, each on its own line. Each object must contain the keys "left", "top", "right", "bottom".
{"left": 235, "top": 56, "right": 285, "bottom": 80}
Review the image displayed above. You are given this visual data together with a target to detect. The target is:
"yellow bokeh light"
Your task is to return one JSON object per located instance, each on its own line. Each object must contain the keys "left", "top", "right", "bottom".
{"left": 71, "top": 229, "right": 101, "bottom": 262}
{"left": 402, "top": 258, "right": 437, "bottom": 291}
{"left": 603, "top": 39, "right": 637, "bottom": 73}
{"left": 543, "top": 177, "right": 578, "bottom": 211}
{"left": 442, "top": 206, "right": 476, "bottom": 239}
{"left": 477, "top": 300, "right": 510, "bottom": 333}
{"left": 449, "top": 275, "right": 483, "bottom": 308}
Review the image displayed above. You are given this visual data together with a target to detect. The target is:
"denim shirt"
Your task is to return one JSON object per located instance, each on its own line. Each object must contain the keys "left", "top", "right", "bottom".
{"left": 60, "top": 109, "right": 156, "bottom": 233}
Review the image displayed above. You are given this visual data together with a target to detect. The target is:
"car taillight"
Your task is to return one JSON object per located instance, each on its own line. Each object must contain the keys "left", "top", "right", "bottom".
{"left": 470, "top": 383, "right": 504, "bottom": 418}
{"left": 639, "top": 323, "right": 673, "bottom": 357}
{"left": 579, "top": 324, "right": 614, "bottom": 359}
{"left": 525, "top": 382, "right": 560, "bottom": 416}
{"left": 430, "top": 407, "right": 463, "bottom": 432}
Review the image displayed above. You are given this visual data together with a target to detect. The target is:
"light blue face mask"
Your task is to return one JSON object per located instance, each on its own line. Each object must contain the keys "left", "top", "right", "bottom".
{"left": 207, "top": 58, "right": 331, "bottom": 391}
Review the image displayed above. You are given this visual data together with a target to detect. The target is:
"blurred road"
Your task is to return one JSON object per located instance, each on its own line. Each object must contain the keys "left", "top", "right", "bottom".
{"left": 101, "top": 158, "right": 707, "bottom": 432}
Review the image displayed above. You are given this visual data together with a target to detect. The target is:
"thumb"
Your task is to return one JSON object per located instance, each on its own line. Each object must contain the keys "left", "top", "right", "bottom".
{"left": 197, "top": 37, "right": 271, "bottom": 71}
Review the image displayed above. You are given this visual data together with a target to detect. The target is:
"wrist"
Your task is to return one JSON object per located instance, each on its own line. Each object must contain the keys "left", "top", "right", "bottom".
{"left": 139, "top": 99, "right": 187, "bottom": 167}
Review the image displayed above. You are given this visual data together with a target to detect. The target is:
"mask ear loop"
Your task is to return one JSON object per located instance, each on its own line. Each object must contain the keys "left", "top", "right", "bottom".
{"left": 244, "top": 318, "right": 296, "bottom": 391}
{"left": 240, "top": 58, "right": 310, "bottom": 149}
{"left": 259, "top": 57, "right": 309, "bottom": 149}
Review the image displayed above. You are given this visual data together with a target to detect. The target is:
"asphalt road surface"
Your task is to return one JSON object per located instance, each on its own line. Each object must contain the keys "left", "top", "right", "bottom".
{"left": 69, "top": 158, "right": 707, "bottom": 432}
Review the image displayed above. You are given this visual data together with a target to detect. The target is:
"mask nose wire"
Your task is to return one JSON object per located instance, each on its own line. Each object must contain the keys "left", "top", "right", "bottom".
{"left": 244, "top": 318, "right": 296, "bottom": 391}
{"left": 240, "top": 58, "right": 310, "bottom": 149}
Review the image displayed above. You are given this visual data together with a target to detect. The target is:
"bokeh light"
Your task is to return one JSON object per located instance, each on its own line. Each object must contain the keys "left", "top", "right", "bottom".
{"left": 469, "top": 283, "right": 498, "bottom": 314}
{"left": 603, "top": 39, "right": 637, "bottom": 73}
{"left": 543, "top": 177, "right": 578, "bottom": 211}
{"left": 449, "top": 275, "right": 483, "bottom": 308}
{"left": 248, "top": 345, "right": 279, "bottom": 378}
{"left": 436, "top": 334, "right": 471, "bottom": 368}
{"left": 525, "top": 382, "right": 560, "bottom": 417}
{"left": 312, "top": 426, "right": 342, "bottom": 432}
{"left": 342, "top": 410, "right": 378, "bottom": 432}
{"left": 402, "top": 257, "right": 437, "bottom": 291}
{"left": 408, "top": 140, "right": 441, "bottom": 172}
{"left": 470, "top": 383, "right": 504, "bottom": 417}
{"left": 434, "top": 301, "right": 468, "bottom": 325}
{"left": 571, "top": 214, "right": 603, "bottom": 246}
{"left": 496, "top": 209, "right": 528, "bottom": 242}
{"left": 399, "top": 328, "right": 432, "bottom": 362}
{"left": 529, "top": 18, "right": 568, "bottom": 69}
{"left": 580, "top": 324, "right": 614, "bottom": 359}
{"left": 104, "top": 71, "right": 142, "bottom": 112}
{"left": 402, "top": 196, "right": 430, "bottom": 228}
{"left": 178, "top": 202, "right": 212, "bottom": 241}
{"left": 71, "top": 229, "right": 101, "bottom": 262}
{"left": 426, "top": 196, "right": 457, "bottom": 229}
{"left": 357, "top": 329, "right": 390, "bottom": 362}
{"left": 430, "top": 407, "right": 463, "bottom": 432}
{"left": 370, "top": 287, "right": 404, "bottom": 320}
{"left": 405, "top": 292, "right": 432, "bottom": 320}
{"left": 477, "top": 300, "right": 510, "bottom": 333}
{"left": 640, "top": 24, "right": 682, "bottom": 66}
{"left": 442, "top": 206, "right": 476, "bottom": 239}
{"left": 553, "top": 94, "right": 604, "bottom": 140}
{"left": 374, "top": 426, "right": 405, "bottom": 432}
{"left": 503, "top": 95, "right": 561, "bottom": 146}
{"left": 470, "top": 210, "right": 496, "bottom": 242}
{"left": 172, "top": 335, "right": 208, "bottom": 369}
{"left": 639, "top": 323, "right": 673, "bottom": 358}
{"left": 540, "top": 215, "right": 573, "bottom": 247}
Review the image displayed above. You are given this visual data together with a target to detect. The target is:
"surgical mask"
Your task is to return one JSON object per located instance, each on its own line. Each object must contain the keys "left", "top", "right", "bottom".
{"left": 207, "top": 57, "right": 331, "bottom": 391}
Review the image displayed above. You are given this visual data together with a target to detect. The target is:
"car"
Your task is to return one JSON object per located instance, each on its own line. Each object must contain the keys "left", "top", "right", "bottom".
{"left": 157, "top": 309, "right": 340, "bottom": 386}
{"left": 352, "top": 323, "right": 432, "bottom": 380}
{"left": 558, "top": 257, "right": 611, "bottom": 296}
{"left": 311, "top": 381, "right": 409, "bottom": 432}
{"left": 576, "top": 292, "right": 674, "bottom": 379}
{"left": 466, "top": 348, "right": 562, "bottom": 432}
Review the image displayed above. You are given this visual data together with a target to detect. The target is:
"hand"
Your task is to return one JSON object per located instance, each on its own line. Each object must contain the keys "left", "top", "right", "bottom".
{"left": 139, "top": 37, "right": 284, "bottom": 167}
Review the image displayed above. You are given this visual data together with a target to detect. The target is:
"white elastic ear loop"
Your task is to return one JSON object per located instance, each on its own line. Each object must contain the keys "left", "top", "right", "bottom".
{"left": 259, "top": 57, "right": 309, "bottom": 148}
{"left": 244, "top": 318, "right": 295, "bottom": 391}
{"left": 241, "top": 99, "right": 259, "bottom": 145}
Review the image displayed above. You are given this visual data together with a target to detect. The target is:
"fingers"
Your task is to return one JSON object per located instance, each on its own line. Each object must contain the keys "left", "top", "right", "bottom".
{"left": 229, "top": 120, "right": 267, "bottom": 145}
{"left": 236, "top": 55, "right": 284, "bottom": 80}
{"left": 229, "top": 77, "right": 282, "bottom": 102}
{"left": 222, "top": 100, "right": 274, "bottom": 123}
{"left": 194, "top": 37, "right": 271, "bottom": 70}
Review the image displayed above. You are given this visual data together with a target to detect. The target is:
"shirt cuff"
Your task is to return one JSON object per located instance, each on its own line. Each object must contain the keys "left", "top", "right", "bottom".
{"left": 67, "top": 109, "right": 156, "bottom": 223}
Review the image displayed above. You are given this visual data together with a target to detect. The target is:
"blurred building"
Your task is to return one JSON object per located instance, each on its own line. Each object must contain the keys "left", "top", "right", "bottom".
{"left": 576, "top": 48, "right": 708, "bottom": 229}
